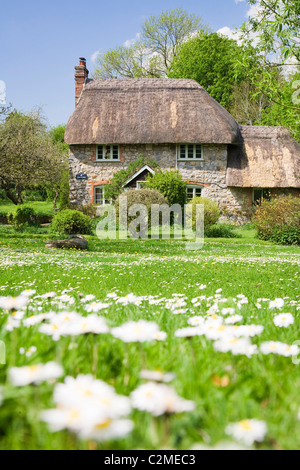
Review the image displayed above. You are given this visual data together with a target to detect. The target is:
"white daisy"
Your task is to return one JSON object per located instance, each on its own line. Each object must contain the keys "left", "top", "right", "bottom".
{"left": 111, "top": 320, "right": 160, "bottom": 343}
{"left": 226, "top": 419, "right": 267, "bottom": 446}
{"left": 139, "top": 370, "right": 175, "bottom": 383}
{"left": 269, "top": 298, "right": 284, "bottom": 309}
{"left": 131, "top": 382, "right": 195, "bottom": 416}
{"left": 9, "top": 362, "right": 63, "bottom": 386}
{"left": 273, "top": 313, "right": 294, "bottom": 328}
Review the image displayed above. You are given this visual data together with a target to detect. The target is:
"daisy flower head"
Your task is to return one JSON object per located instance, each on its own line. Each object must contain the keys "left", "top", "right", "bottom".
{"left": 9, "top": 362, "right": 63, "bottom": 386}
{"left": 221, "top": 308, "right": 236, "bottom": 316}
{"left": 85, "top": 302, "right": 111, "bottom": 313}
{"left": 213, "top": 337, "right": 258, "bottom": 358}
{"left": 188, "top": 316, "right": 205, "bottom": 327}
{"left": 226, "top": 419, "right": 267, "bottom": 446}
{"left": 111, "top": 320, "right": 160, "bottom": 343}
{"left": 175, "top": 327, "right": 203, "bottom": 338}
{"left": 80, "top": 418, "right": 134, "bottom": 441}
{"left": 269, "top": 298, "right": 284, "bottom": 309}
{"left": 0, "top": 294, "right": 30, "bottom": 311}
{"left": 131, "top": 382, "right": 195, "bottom": 416}
{"left": 116, "top": 294, "right": 141, "bottom": 306}
{"left": 273, "top": 313, "right": 294, "bottom": 328}
{"left": 139, "top": 369, "right": 176, "bottom": 383}
{"left": 54, "top": 375, "right": 131, "bottom": 418}
{"left": 68, "top": 314, "right": 109, "bottom": 336}
{"left": 224, "top": 315, "right": 243, "bottom": 325}
{"left": 152, "top": 331, "right": 167, "bottom": 341}
{"left": 260, "top": 341, "right": 299, "bottom": 357}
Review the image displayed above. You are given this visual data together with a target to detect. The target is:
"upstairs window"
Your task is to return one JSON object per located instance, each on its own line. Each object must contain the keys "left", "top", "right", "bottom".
{"left": 178, "top": 144, "right": 203, "bottom": 160}
{"left": 186, "top": 185, "right": 202, "bottom": 201}
{"left": 94, "top": 186, "right": 110, "bottom": 205}
{"left": 253, "top": 188, "right": 272, "bottom": 205}
{"left": 97, "top": 145, "right": 120, "bottom": 161}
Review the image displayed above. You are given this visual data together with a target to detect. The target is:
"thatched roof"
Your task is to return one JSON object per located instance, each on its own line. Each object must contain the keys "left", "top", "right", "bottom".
{"left": 65, "top": 78, "right": 241, "bottom": 145}
{"left": 227, "top": 126, "right": 300, "bottom": 188}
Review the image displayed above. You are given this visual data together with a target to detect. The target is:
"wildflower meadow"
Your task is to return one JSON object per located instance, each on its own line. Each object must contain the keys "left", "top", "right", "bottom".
{"left": 0, "top": 230, "right": 299, "bottom": 450}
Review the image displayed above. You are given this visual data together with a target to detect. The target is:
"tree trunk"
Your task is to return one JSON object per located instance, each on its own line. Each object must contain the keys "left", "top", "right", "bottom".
{"left": 0, "top": 179, "right": 19, "bottom": 205}
{"left": 53, "top": 190, "right": 59, "bottom": 209}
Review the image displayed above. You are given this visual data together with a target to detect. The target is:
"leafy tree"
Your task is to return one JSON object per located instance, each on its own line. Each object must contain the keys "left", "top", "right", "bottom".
{"left": 241, "top": 0, "right": 300, "bottom": 64}
{"left": 93, "top": 8, "right": 207, "bottom": 79}
{"left": 229, "top": 78, "right": 271, "bottom": 125}
{"left": 49, "top": 124, "right": 69, "bottom": 208}
{"left": 0, "top": 103, "right": 13, "bottom": 121}
{"left": 239, "top": 0, "right": 300, "bottom": 117}
{"left": 169, "top": 32, "right": 265, "bottom": 110}
{"left": 0, "top": 111, "right": 67, "bottom": 205}
{"left": 259, "top": 72, "right": 300, "bottom": 141}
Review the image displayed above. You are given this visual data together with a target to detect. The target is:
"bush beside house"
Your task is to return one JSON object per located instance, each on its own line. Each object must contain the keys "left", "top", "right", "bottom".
{"left": 253, "top": 195, "right": 300, "bottom": 245}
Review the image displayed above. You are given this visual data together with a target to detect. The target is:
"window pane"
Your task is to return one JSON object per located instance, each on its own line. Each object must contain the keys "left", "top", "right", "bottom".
{"left": 95, "top": 187, "right": 103, "bottom": 205}
{"left": 97, "top": 145, "right": 103, "bottom": 159}
{"left": 104, "top": 145, "right": 111, "bottom": 159}
{"left": 187, "top": 145, "right": 194, "bottom": 158}
{"left": 187, "top": 188, "right": 194, "bottom": 201}
{"left": 195, "top": 188, "right": 202, "bottom": 197}
{"left": 262, "top": 189, "right": 271, "bottom": 201}
{"left": 195, "top": 145, "right": 202, "bottom": 158}
{"left": 180, "top": 145, "right": 186, "bottom": 159}
{"left": 253, "top": 189, "right": 262, "bottom": 205}
{"left": 112, "top": 146, "right": 119, "bottom": 159}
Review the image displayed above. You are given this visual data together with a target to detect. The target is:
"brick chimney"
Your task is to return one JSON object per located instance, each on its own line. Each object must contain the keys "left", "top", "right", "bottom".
{"left": 74, "top": 57, "right": 89, "bottom": 107}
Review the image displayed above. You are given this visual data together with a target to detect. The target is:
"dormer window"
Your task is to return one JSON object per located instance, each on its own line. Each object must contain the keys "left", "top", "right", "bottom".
{"left": 97, "top": 145, "right": 120, "bottom": 161}
{"left": 177, "top": 144, "right": 203, "bottom": 160}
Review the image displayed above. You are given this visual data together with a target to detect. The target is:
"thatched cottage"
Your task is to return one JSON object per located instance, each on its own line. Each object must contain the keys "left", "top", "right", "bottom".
{"left": 65, "top": 58, "right": 300, "bottom": 220}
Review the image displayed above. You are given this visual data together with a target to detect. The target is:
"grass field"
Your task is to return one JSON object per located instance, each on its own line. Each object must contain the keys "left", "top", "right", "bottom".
{"left": 0, "top": 229, "right": 299, "bottom": 449}
{"left": 0, "top": 200, "right": 54, "bottom": 216}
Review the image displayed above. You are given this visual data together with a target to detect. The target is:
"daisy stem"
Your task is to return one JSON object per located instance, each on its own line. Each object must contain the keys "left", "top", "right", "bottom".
{"left": 162, "top": 414, "right": 171, "bottom": 447}
{"left": 92, "top": 334, "right": 98, "bottom": 376}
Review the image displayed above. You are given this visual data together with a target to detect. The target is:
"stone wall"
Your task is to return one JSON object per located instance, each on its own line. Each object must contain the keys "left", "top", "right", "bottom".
{"left": 69, "top": 143, "right": 252, "bottom": 222}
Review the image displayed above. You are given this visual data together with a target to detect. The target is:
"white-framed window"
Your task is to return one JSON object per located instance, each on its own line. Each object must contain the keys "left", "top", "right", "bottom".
{"left": 252, "top": 188, "right": 272, "bottom": 205}
{"left": 97, "top": 145, "right": 120, "bottom": 161}
{"left": 177, "top": 144, "right": 203, "bottom": 160}
{"left": 94, "top": 186, "right": 110, "bottom": 205}
{"left": 137, "top": 181, "right": 147, "bottom": 189}
{"left": 186, "top": 185, "right": 202, "bottom": 201}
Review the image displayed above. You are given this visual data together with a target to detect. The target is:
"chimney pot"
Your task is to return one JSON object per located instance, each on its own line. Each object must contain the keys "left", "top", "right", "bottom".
{"left": 74, "top": 57, "right": 89, "bottom": 107}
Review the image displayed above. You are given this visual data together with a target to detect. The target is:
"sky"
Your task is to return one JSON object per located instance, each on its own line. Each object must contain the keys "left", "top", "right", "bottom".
{"left": 0, "top": 0, "right": 252, "bottom": 127}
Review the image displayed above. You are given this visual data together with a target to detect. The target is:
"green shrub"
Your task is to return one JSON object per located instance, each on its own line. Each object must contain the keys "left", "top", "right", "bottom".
{"left": 0, "top": 189, "right": 8, "bottom": 200}
{"left": 188, "top": 196, "right": 220, "bottom": 230}
{"left": 65, "top": 203, "right": 97, "bottom": 219}
{"left": 115, "top": 189, "right": 168, "bottom": 236}
{"left": 205, "top": 224, "right": 239, "bottom": 238}
{"left": 23, "top": 189, "right": 47, "bottom": 202}
{"left": 50, "top": 209, "right": 93, "bottom": 235}
{"left": 253, "top": 195, "right": 300, "bottom": 245}
{"left": 146, "top": 170, "right": 187, "bottom": 207}
{"left": 8, "top": 205, "right": 38, "bottom": 231}
{"left": 58, "top": 171, "right": 70, "bottom": 209}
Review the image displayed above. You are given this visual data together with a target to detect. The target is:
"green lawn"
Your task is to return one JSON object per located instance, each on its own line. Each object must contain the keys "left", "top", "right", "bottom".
{"left": 0, "top": 200, "right": 54, "bottom": 217}
{"left": 0, "top": 231, "right": 299, "bottom": 449}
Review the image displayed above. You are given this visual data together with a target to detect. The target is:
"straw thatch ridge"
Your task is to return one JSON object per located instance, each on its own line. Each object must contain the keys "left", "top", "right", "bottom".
{"left": 65, "top": 78, "right": 241, "bottom": 145}
{"left": 227, "top": 126, "right": 300, "bottom": 188}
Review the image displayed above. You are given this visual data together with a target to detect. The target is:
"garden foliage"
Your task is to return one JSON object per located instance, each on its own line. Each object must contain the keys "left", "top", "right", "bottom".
{"left": 50, "top": 209, "right": 93, "bottom": 235}
{"left": 253, "top": 195, "right": 300, "bottom": 245}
